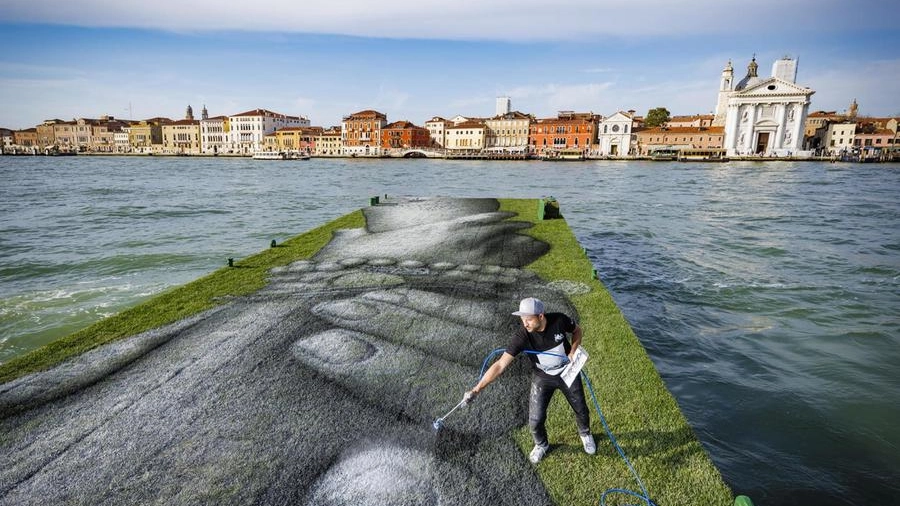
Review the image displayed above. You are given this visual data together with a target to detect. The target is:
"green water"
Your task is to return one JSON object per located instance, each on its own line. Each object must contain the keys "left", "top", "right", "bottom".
{"left": 1, "top": 155, "right": 898, "bottom": 505}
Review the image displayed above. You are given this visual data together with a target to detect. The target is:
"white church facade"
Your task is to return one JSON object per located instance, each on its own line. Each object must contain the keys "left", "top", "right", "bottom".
{"left": 714, "top": 56, "right": 815, "bottom": 157}
{"left": 597, "top": 111, "right": 635, "bottom": 157}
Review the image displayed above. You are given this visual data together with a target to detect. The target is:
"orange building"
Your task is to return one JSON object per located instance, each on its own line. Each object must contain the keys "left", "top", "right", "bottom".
{"left": 342, "top": 109, "right": 387, "bottom": 156}
{"left": 529, "top": 111, "right": 600, "bottom": 155}
{"left": 634, "top": 126, "right": 725, "bottom": 155}
{"left": 381, "top": 121, "right": 431, "bottom": 150}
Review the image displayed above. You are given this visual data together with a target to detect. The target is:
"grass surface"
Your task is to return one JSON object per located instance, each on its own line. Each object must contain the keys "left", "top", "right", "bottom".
{"left": 2, "top": 198, "right": 733, "bottom": 505}
{"left": 0, "top": 210, "right": 365, "bottom": 384}
{"left": 499, "top": 199, "right": 734, "bottom": 506}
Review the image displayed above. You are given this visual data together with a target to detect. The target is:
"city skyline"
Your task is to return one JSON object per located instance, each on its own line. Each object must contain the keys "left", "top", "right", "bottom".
{"left": 1, "top": 0, "right": 899, "bottom": 130}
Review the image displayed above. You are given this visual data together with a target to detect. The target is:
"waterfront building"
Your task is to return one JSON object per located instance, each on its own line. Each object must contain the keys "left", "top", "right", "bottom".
{"left": 85, "top": 116, "right": 130, "bottom": 153}
{"left": 315, "top": 127, "right": 342, "bottom": 156}
{"left": 633, "top": 126, "right": 724, "bottom": 156}
{"left": 36, "top": 120, "right": 63, "bottom": 149}
{"left": 0, "top": 128, "right": 13, "bottom": 151}
{"left": 341, "top": 110, "right": 387, "bottom": 157}
{"left": 854, "top": 125, "right": 895, "bottom": 158}
{"left": 597, "top": 111, "right": 636, "bottom": 157}
{"left": 200, "top": 115, "right": 229, "bottom": 155}
{"left": 804, "top": 110, "right": 845, "bottom": 153}
{"left": 445, "top": 119, "right": 486, "bottom": 151}
{"left": 52, "top": 121, "right": 76, "bottom": 150}
{"left": 28, "top": 117, "right": 125, "bottom": 152}
{"left": 271, "top": 126, "right": 323, "bottom": 153}
{"left": 484, "top": 111, "right": 531, "bottom": 152}
{"left": 262, "top": 132, "right": 278, "bottom": 151}
{"left": 528, "top": 111, "right": 600, "bottom": 156}
{"left": 425, "top": 117, "right": 449, "bottom": 148}
{"left": 805, "top": 110, "right": 843, "bottom": 137}
{"left": 823, "top": 122, "right": 856, "bottom": 155}
{"left": 13, "top": 128, "right": 38, "bottom": 149}
{"left": 114, "top": 129, "right": 130, "bottom": 153}
{"left": 380, "top": 121, "right": 431, "bottom": 152}
{"left": 667, "top": 114, "right": 714, "bottom": 128}
{"left": 715, "top": 56, "right": 815, "bottom": 157}
{"left": 128, "top": 118, "right": 169, "bottom": 154}
{"left": 162, "top": 119, "right": 201, "bottom": 155}
{"left": 228, "top": 109, "right": 310, "bottom": 155}
{"left": 73, "top": 119, "right": 92, "bottom": 151}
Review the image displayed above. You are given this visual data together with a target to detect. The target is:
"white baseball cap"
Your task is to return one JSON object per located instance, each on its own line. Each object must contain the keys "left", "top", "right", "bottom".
{"left": 512, "top": 297, "right": 544, "bottom": 316}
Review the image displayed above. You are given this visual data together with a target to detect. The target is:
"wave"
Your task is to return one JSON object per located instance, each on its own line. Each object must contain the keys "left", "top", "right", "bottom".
{"left": 0, "top": 253, "right": 204, "bottom": 284}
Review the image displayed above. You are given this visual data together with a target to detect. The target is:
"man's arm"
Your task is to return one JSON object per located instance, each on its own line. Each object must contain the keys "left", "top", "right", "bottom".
{"left": 469, "top": 352, "right": 515, "bottom": 395}
{"left": 569, "top": 325, "right": 583, "bottom": 361}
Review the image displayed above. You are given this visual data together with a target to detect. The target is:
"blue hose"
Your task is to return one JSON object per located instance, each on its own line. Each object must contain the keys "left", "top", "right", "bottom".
{"left": 478, "top": 348, "right": 658, "bottom": 506}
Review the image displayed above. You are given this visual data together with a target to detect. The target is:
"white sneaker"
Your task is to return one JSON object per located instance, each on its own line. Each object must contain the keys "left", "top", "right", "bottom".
{"left": 529, "top": 444, "right": 549, "bottom": 464}
{"left": 580, "top": 434, "right": 596, "bottom": 455}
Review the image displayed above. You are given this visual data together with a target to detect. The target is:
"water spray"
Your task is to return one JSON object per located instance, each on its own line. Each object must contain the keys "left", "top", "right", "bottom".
{"left": 432, "top": 397, "right": 468, "bottom": 431}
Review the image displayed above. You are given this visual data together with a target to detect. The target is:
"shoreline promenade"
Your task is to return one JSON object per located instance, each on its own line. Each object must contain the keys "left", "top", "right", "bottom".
{"left": 1, "top": 149, "right": 882, "bottom": 163}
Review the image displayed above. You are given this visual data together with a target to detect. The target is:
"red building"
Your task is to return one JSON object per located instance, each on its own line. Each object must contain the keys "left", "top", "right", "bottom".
{"left": 381, "top": 120, "right": 431, "bottom": 149}
{"left": 529, "top": 111, "right": 600, "bottom": 155}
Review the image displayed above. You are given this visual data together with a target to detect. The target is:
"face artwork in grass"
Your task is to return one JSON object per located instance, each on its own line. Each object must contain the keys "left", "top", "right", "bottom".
{"left": 0, "top": 198, "right": 579, "bottom": 506}
{"left": 277, "top": 198, "right": 575, "bottom": 505}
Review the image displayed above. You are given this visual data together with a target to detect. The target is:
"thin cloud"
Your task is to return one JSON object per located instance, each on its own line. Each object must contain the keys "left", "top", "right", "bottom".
{"left": 2, "top": 0, "right": 895, "bottom": 41}
{"left": 805, "top": 59, "right": 900, "bottom": 116}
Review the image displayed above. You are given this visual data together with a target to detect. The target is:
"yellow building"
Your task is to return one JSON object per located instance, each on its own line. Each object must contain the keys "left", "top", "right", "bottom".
{"left": 315, "top": 127, "right": 343, "bottom": 156}
{"left": 162, "top": 120, "right": 201, "bottom": 154}
{"left": 128, "top": 119, "right": 167, "bottom": 153}
{"left": 446, "top": 120, "right": 486, "bottom": 151}
{"left": 273, "top": 126, "right": 323, "bottom": 153}
{"left": 484, "top": 111, "right": 531, "bottom": 151}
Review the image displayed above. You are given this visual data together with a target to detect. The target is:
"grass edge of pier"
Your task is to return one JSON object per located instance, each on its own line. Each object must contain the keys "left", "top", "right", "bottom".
{"left": 500, "top": 198, "right": 734, "bottom": 506}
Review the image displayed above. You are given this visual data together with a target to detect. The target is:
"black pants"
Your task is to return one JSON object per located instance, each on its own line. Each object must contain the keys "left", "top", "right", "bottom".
{"left": 528, "top": 372, "right": 591, "bottom": 447}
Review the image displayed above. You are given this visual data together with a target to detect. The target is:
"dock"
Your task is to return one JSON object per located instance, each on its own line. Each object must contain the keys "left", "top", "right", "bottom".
{"left": 0, "top": 197, "right": 733, "bottom": 506}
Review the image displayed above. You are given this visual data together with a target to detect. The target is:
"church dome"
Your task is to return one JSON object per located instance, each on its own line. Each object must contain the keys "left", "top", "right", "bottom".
{"left": 735, "top": 56, "right": 760, "bottom": 90}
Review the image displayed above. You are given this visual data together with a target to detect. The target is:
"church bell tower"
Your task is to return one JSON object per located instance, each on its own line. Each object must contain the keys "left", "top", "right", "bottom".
{"left": 713, "top": 60, "right": 734, "bottom": 126}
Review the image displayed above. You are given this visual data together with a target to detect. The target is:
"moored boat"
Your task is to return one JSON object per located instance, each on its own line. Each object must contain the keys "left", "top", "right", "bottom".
{"left": 252, "top": 151, "right": 287, "bottom": 160}
{"left": 677, "top": 148, "right": 729, "bottom": 162}
{"left": 649, "top": 148, "right": 679, "bottom": 161}
{"left": 540, "top": 148, "right": 585, "bottom": 161}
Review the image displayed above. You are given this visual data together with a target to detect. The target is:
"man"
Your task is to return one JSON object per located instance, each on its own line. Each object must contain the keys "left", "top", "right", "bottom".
{"left": 465, "top": 297, "right": 596, "bottom": 464}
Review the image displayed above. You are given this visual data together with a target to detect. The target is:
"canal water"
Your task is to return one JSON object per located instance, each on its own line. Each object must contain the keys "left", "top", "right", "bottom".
{"left": 1, "top": 156, "right": 898, "bottom": 505}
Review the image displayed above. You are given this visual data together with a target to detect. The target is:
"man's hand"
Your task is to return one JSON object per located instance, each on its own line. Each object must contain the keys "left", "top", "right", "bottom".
{"left": 462, "top": 390, "right": 478, "bottom": 406}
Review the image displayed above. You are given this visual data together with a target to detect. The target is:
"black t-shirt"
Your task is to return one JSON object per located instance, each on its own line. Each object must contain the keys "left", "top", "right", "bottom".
{"left": 506, "top": 312, "right": 577, "bottom": 378}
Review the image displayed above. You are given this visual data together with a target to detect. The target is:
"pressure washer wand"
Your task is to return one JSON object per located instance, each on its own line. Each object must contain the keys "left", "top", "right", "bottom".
{"left": 432, "top": 396, "right": 469, "bottom": 430}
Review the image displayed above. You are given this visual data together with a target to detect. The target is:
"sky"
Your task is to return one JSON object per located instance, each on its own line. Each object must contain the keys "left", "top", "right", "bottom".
{"left": 1, "top": 0, "right": 899, "bottom": 130}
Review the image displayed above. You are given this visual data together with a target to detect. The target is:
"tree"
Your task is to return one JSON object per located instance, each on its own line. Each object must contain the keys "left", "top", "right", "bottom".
{"left": 644, "top": 107, "right": 671, "bottom": 128}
